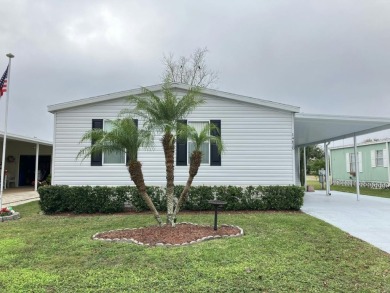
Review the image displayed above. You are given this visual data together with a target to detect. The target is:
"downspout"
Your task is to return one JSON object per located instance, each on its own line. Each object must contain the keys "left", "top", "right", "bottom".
{"left": 325, "top": 142, "right": 331, "bottom": 196}
{"left": 353, "top": 135, "right": 360, "bottom": 201}
{"left": 291, "top": 114, "right": 296, "bottom": 185}
{"left": 51, "top": 112, "right": 57, "bottom": 185}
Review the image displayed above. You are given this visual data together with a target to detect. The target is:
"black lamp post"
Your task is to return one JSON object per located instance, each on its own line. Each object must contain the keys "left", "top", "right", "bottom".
{"left": 208, "top": 200, "right": 227, "bottom": 230}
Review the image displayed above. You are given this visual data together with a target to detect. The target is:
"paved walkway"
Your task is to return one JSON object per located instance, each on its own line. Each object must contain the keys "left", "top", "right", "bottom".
{"left": 1, "top": 188, "right": 39, "bottom": 207}
{"left": 302, "top": 190, "right": 390, "bottom": 254}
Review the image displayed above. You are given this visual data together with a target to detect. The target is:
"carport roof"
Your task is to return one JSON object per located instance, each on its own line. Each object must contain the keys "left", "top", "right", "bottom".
{"left": 0, "top": 132, "right": 52, "bottom": 146}
{"left": 295, "top": 113, "right": 390, "bottom": 147}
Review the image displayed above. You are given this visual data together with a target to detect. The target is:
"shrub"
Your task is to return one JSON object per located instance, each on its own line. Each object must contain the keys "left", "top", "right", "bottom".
{"left": 38, "top": 185, "right": 304, "bottom": 214}
{"left": 38, "top": 185, "right": 131, "bottom": 214}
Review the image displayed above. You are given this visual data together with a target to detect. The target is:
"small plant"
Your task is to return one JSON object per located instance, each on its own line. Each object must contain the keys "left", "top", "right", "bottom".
{"left": 0, "top": 207, "right": 12, "bottom": 217}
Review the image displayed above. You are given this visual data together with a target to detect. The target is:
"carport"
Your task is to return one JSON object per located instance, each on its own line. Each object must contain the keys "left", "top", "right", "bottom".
{"left": 294, "top": 113, "right": 390, "bottom": 199}
{"left": 0, "top": 132, "right": 52, "bottom": 190}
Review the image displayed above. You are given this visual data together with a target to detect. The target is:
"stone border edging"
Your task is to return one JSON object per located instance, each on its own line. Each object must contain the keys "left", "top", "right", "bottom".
{"left": 92, "top": 222, "right": 244, "bottom": 246}
{"left": 0, "top": 212, "right": 20, "bottom": 222}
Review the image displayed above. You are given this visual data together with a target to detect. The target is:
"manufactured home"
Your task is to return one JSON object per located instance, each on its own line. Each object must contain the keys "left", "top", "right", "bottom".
{"left": 331, "top": 140, "right": 390, "bottom": 188}
{"left": 48, "top": 83, "right": 390, "bottom": 188}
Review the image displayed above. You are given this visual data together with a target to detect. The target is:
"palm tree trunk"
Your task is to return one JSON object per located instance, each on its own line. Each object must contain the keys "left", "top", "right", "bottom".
{"left": 162, "top": 132, "right": 175, "bottom": 226}
{"left": 173, "top": 151, "right": 202, "bottom": 220}
{"left": 129, "top": 161, "right": 162, "bottom": 226}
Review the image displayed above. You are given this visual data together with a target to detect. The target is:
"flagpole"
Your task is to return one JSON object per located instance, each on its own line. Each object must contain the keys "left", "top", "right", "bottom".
{"left": 0, "top": 53, "right": 14, "bottom": 209}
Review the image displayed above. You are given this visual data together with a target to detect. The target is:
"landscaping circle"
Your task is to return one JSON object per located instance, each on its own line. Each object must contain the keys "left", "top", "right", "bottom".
{"left": 93, "top": 222, "right": 244, "bottom": 246}
{"left": 0, "top": 212, "right": 20, "bottom": 222}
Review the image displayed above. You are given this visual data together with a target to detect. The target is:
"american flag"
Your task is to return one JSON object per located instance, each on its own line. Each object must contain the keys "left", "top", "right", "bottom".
{"left": 0, "top": 66, "right": 9, "bottom": 97}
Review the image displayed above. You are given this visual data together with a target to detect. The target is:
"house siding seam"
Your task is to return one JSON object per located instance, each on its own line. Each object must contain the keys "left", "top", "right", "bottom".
{"left": 52, "top": 93, "right": 295, "bottom": 186}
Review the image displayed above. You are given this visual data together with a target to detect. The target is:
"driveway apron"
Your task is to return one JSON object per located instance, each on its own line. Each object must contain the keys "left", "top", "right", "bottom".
{"left": 302, "top": 190, "right": 390, "bottom": 254}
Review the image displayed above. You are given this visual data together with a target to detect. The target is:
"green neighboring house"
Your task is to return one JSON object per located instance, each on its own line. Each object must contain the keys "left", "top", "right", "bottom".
{"left": 330, "top": 141, "right": 390, "bottom": 189}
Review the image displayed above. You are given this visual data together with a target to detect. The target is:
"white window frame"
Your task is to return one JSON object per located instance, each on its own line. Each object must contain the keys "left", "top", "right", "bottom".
{"left": 102, "top": 120, "right": 126, "bottom": 165}
{"left": 346, "top": 152, "right": 362, "bottom": 173}
{"left": 376, "top": 150, "right": 384, "bottom": 167}
{"left": 187, "top": 120, "right": 210, "bottom": 166}
{"left": 349, "top": 153, "right": 356, "bottom": 173}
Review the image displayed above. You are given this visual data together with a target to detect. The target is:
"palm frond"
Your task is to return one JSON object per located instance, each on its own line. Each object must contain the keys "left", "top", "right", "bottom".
{"left": 77, "top": 118, "right": 154, "bottom": 163}
{"left": 123, "top": 81, "right": 204, "bottom": 135}
{"left": 177, "top": 122, "right": 224, "bottom": 155}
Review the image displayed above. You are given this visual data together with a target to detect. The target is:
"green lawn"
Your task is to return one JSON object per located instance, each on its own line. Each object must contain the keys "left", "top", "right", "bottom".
{"left": 307, "top": 178, "right": 390, "bottom": 199}
{"left": 1, "top": 202, "right": 389, "bottom": 292}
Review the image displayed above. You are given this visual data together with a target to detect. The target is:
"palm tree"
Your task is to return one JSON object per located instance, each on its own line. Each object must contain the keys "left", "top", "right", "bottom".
{"left": 124, "top": 81, "right": 204, "bottom": 226}
{"left": 77, "top": 118, "right": 162, "bottom": 226}
{"left": 173, "top": 123, "right": 224, "bottom": 220}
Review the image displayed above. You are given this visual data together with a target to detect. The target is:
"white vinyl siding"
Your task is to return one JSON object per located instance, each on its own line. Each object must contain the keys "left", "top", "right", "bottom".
{"left": 188, "top": 121, "right": 209, "bottom": 164}
{"left": 52, "top": 91, "right": 295, "bottom": 186}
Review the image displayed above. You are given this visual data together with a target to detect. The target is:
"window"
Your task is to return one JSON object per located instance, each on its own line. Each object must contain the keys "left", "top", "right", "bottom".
{"left": 176, "top": 119, "right": 221, "bottom": 166}
{"left": 349, "top": 153, "right": 356, "bottom": 173}
{"left": 103, "top": 120, "right": 125, "bottom": 164}
{"left": 346, "top": 152, "right": 362, "bottom": 173}
{"left": 376, "top": 150, "right": 384, "bottom": 167}
{"left": 188, "top": 121, "right": 209, "bottom": 164}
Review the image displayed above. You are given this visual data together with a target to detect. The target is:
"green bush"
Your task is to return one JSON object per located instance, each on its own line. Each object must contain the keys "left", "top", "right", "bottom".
{"left": 38, "top": 185, "right": 131, "bottom": 214}
{"left": 38, "top": 185, "right": 304, "bottom": 214}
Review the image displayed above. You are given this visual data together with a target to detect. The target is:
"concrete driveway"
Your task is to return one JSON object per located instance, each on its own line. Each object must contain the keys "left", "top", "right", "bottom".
{"left": 302, "top": 190, "right": 390, "bottom": 254}
{"left": 1, "top": 188, "right": 39, "bottom": 207}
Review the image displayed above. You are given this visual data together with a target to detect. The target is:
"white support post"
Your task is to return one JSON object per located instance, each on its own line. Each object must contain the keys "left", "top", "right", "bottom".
{"left": 303, "top": 147, "right": 307, "bottom": 190}
{"left": 297, "top": 147, "right": 300, "bottom": 186}
{"left": 34, "top": 143, "right": 39, "bottom": 191}
{"left": 325, "top": 142, "right": 331, "bottom": 195}
{"left": 353, "top": 135, "right": 360, "bottom": 201}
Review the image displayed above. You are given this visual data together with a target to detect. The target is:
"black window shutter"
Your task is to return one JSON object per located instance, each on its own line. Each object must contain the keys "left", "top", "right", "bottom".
{"left": 91, "top": 119, "right": 103, "bottom": 166}
{"left": 126, "top": 119, "right": 138, "bottom": 164}
{"left": 176, "top": 120, "right": 187, "bottom": 166}
{"left": 210, "top": 120, "right": 221, "bottom": 166}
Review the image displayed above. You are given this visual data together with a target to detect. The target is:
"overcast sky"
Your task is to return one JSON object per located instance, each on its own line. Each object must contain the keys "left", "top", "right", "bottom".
{"left": 1, "top": 0, "right": 390, "bottom": 143}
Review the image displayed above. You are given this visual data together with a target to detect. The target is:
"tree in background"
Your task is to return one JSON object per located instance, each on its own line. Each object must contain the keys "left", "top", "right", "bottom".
{"left": 162, "top": 47, "right": 218, "bottom": 88}
{"left": 299, "top": 145, "right": 325, "bottom": 185}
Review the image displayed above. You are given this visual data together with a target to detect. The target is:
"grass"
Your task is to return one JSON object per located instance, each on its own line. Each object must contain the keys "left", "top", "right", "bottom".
{"left": 307, "top": 176, "right": 390, "bottom": 199}
{"left": 0, "top": 201, "right": 389, "bottom": 292}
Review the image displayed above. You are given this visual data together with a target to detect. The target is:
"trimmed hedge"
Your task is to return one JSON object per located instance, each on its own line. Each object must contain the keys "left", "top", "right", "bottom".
{"left": 38, "top": 185, "right": 304, "bottom": 214}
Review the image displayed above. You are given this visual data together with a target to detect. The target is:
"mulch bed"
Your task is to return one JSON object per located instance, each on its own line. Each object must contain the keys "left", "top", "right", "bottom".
{"left": 93, "top": 223, "right": 242, "bottom": 246}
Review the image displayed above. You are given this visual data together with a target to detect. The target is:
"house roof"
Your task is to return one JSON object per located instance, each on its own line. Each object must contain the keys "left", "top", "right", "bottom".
{"left": 295, "top": 113, "right": 390, "bottom": 147}
{"left": 47, "top": 83, "right": 301, "bottom": 113}
{"left": 0, "top": 132, "right": 52, "bottom": 146}
{"left": 330, "top": 139, "right": 390, "bottom": 150}
{"left": 47, "top": 83, "right": 390, "bottom": 147}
